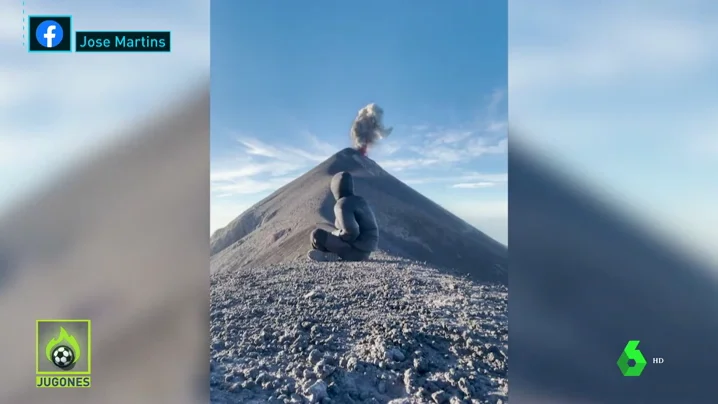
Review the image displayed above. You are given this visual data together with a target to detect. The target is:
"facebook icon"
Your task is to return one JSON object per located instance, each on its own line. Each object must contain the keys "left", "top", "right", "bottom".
{"left": 36, "top": 20, "right": 63, "bottom": 48}
{"left": 28, "top": 16, "right": 72, "bottom": 52}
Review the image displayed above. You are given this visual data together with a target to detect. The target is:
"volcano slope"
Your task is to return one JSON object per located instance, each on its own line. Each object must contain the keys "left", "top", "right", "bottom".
{"left": 211, "top": 147, "right": 507, "bottom": 283}
{"left": 210, "top": 147, "right": 508, "bottom": 403}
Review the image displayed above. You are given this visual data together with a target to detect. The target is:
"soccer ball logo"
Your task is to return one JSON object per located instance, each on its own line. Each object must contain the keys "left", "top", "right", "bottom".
{"left": 51, "top": 345, "right": 75, "bottom": 369}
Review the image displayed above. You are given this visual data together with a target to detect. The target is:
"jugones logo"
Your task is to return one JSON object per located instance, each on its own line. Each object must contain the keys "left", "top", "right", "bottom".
{"left": 36, "top": 319, "right": 92, "bottom": 388}
{"left": 36, "top": 20, "right": 64, "bottom": 48}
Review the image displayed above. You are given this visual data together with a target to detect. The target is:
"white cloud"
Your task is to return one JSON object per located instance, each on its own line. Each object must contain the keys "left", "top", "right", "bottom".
{"left": 412, "top": 146, "right": 465, "bottom": 163}
{"left": 510, "top": 2, "right": 717, "bottom": 94}
{"left": 283, "top": 146, "right": 333, "bottom": 163}
{"left": 372, "top": 87, "right": 507, "bottom": 171}
{"left": 403, "top": 172, "right": 507, "bottom": 186}
{"left": 380, "top": 134, "right": 506, "bottom": 171}
{"left": 486, "top": 88, "right": 506, "bottom": 116}
{"left": 211, "top": 135, "right": 338, "bottom": 197}
{"left": 426, "top": 130, "right": 474, "bottom": 145}
{"left": 467, "top": 137, "right": 507, "bottom": 155}
{"left": 444, "top": 199, "right": 507, "bottom": 218}
{"left": 211, "top": 202, "right": 251, "bottom": 235}
{"left": 441, "top": 199, "right": 508, "bottom": 244}
{"left": 452, "top": 182, "right": 495, "bottom": 189}
{"left": 482, "top": 89, "right": 508, "bottom": 134}
{"left": 305, "top": 131, "right": 340, "bottom": 156}
{"left": 236, "top": 136, "right": 334, "bottom": 163}
{"left": 464, "top": 172, "right": 508, "bottom": 183}
{"left": 486, "top": 121, "right": 508, "bottom": 132}
{"left": 208, "top": 135, "right": 339, "bottom": 231}
{"left": 377, "top": 158, "right": 440, "bottom": 171}
{"left": 236, "top": 138, "right": 285, "bottom": 159}
{"left": 373, "top": 140, "right": 402, "bottom": 156}
{"left": 210, "top": 161, "right": 303, "bottom": 182}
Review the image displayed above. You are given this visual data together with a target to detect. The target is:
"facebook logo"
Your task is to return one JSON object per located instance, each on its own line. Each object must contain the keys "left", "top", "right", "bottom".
{"left": 36, "top": 20, "right": 64, "bottom": 48}
{"left": 28, "top": 16, "right": 72, "bottom": 52}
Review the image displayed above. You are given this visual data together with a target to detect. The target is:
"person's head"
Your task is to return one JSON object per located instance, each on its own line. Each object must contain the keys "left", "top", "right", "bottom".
{"left": 350, "top": 103, "right": 392, "bottom": 156}
{"left": 330, "top": 171, "right": 354, "bottom": 200}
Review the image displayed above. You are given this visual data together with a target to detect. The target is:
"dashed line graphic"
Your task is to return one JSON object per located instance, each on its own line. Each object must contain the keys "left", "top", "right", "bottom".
{"left": 22, "top": 1, "right": 26, "bottom": 47}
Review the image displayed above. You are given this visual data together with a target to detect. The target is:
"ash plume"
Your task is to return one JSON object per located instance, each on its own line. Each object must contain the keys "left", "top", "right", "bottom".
{"left": 350, "top": 103, "right": 393, "bottom": 156}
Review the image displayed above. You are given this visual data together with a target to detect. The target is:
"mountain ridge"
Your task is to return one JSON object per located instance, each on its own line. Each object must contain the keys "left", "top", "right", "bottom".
{"left": 211, "top": 147, "right": 507, "bottom": 284}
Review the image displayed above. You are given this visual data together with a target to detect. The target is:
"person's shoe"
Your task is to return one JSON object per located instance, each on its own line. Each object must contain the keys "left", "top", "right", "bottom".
{"left": 307, "top": 250, "right": 339, "bottom": 262}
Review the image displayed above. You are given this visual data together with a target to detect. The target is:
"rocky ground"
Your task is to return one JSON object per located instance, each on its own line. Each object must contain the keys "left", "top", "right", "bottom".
{"left": 210, "top": 253, "right": 508, "bottom": 403}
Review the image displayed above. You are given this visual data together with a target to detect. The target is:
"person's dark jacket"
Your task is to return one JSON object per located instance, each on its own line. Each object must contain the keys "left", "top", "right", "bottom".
{"left": 330, "top": 171, "right": 379, "bottom": 252}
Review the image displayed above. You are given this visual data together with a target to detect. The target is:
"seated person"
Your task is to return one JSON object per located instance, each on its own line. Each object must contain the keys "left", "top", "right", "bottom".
{"left": 308, "top": 171, "right": 378, "bottom": 262}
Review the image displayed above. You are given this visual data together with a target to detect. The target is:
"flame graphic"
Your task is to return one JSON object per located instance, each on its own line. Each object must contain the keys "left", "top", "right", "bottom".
{"left": 45, "top": 327, "right": 81, "bottom": 364}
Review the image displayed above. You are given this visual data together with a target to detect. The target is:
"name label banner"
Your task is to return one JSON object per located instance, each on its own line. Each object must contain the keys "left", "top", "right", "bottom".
{"left": 75, "top": 31, "right": 171, "bottom": 52}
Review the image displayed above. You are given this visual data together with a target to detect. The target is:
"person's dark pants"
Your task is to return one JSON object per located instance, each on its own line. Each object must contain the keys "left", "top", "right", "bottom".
{"left": 310, "top": 228, "right": 370, "bottom": 261}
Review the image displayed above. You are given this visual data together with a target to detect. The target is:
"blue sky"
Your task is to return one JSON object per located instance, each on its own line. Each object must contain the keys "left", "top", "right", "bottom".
{"left": 210, "top": 0, "right": 508, "bottom": 244}
{"left": 0, "top": 0, "right": 714, "bottom": 263}
{"left": 0, "top": 0, "right": 207, "bottom": 210}
{"left": 510, "top": 0, "right": 718, "bottom": 264}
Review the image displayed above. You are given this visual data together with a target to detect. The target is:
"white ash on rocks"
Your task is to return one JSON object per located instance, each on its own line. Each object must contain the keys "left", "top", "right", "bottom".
{"left": 210, "top": 253, "right": 508, "bottom": 403}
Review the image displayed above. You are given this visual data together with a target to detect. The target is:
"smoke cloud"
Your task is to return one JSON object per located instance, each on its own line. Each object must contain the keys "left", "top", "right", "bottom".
{"left": 350, "top": 103, "right": 393, "bottom": 155}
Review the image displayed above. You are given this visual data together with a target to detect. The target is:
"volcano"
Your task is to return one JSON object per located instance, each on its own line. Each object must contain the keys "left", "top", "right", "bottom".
{"left": 210, "top": 147, "right": 507, "bottom": 284}
{"left": 210, "top": 147, "right": 509, "bottom": 402}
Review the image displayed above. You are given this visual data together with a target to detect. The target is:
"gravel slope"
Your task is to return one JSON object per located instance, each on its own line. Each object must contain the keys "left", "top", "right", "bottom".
{"left": 210, "top": 253, "right": 508, "bottom": 404}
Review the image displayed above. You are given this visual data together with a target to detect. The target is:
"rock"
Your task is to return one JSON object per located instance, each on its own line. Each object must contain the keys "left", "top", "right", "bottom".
{"left": 403, "top": 368, "right": 416, "bottom": 394}
{"left": 432, "top": 390, "right": 450, "bottom": 404}
{"left": 386, "top": 347, "right": 405, "bottom": 362}
{"left": 304, "top": 290, "right": 325, "bottom": 299}
{"left": 346, "top": 357, "right": 358, "bottom": 371}
{"left": 326, "top": 382, "right": 340, "bottom": 396}
{"left": 211, "top": 339, "right": 225, "bottom": 351}
{"left": 458, "top": 378, "right": 472, "bottom": 397}
{"left": 302, "top": 369, "right": 316, "bottom": 381}
{"left": 306, "top": 380, "right": 328, "bottom": 403}
{"left": 314, "top": 359, "right": 336, "bottom": 379}
{"left": 414, "top": 387, "right": 427, "bottom": 397}
{"left": 210, "top": 254, "right": 508, "bottom": 403}
{"left": 308, "top": 349, "right": 323, "bottom": 364}
{"left": 413, "top": 357, "right": 429, "bottom": 374}
{"left": 256, "top": 372, "right": 272, "bottom": 385}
